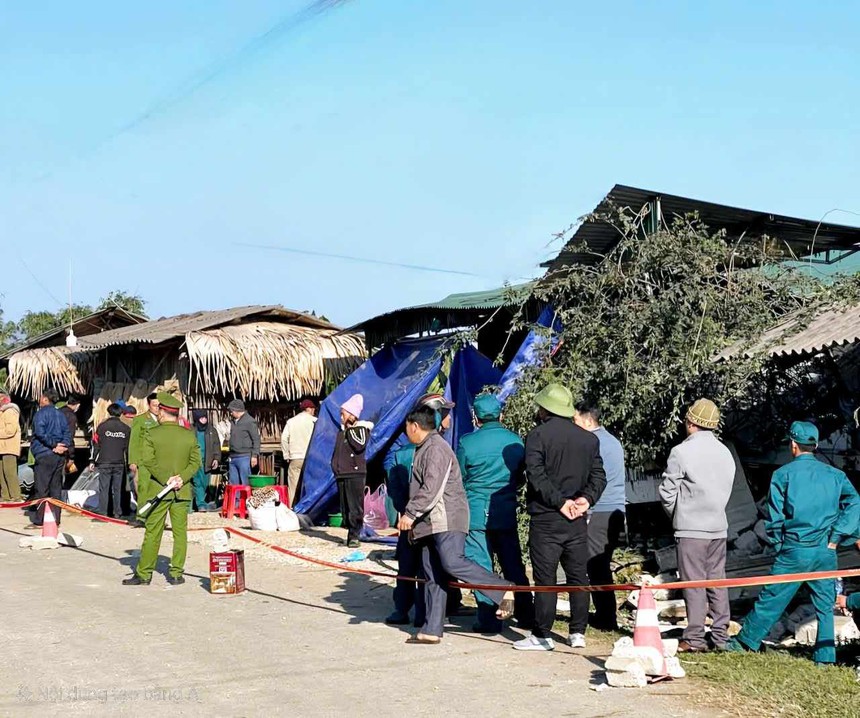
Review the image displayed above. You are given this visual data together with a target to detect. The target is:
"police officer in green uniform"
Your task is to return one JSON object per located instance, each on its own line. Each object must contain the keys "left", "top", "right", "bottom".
{"left": 128, "top": 393, "right": 160, "bottom": 527}
{"left": 458, "top": 394, "right": 534, "bottom": 633}
{"left": 123, "top": 392, "right": 201, "bottom": 586}
{"left": 727, "top": 421, "right": 860, "bottom": 664}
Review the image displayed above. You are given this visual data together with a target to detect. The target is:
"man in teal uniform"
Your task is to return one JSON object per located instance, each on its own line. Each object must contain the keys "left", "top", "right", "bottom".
{"left": 123, "top": 393, "right": 201, "bottom": 586}
{"left": 458, "top": 394, "right": 534, "bottom": 633}
{"left": 727, "top": 421, "right": 860, "bottom": 664}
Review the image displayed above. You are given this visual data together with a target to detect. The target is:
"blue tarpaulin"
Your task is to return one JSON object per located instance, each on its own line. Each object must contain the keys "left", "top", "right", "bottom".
{"left": 295, "top": 338, "right": 504, "bottom": 521}
{"left": 443, "top": 345, "right": 503, "bottom": 447}
{"left": 295, "top": 338, "right": 444, "bottom": 520}
{"left": 497, "top": 305, "right": 561, "bottom": 403}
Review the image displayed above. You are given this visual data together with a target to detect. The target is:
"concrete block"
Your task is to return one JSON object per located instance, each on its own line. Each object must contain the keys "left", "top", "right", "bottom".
{"left": 662, "top": 639, "right": 678, "bottom": 658}
{"left": 611, "top": 645, "right": 665, "bottom": 676}
{"left": 837, "top": 615, "right": 860, "bottom": 644}
{"left": 765, "top": 619, "right": 788, "bottom": 642}
{"left": 56, "top": 533, "right": 84, "bottom": 548}
{"left": 606, "top": 664, "right": 648, "bottom": 688}
{"left": 19, "top": 536, "right": 60, "bottom": 550}
{"left": 753, "top": 519, "right": 768, "bottom": 544}
{"left": 665, "top": 656, "right": 686, "bottom": 679}
{"left": 613, "top": 636, "right": 633, "bottom": 652}
{"left": 658, "top": 599, "right": 687, "bottom": 621}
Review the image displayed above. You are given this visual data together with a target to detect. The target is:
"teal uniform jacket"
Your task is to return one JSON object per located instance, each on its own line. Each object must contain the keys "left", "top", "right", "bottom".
{"left": 456, "top": 421, "right": 524, "bottom": 531}
{"left": 765, "top": 454, "right": 860, "bottom": 551}
{"left": 386, "top": 443, "right": 415, "bottom": 515}
{"left": 848, "top": 593, "right": 860, "bottom": 610}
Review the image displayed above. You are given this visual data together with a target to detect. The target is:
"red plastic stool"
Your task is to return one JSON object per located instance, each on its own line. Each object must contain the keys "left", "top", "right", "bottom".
{"left": 271, "top": 485, "right": 291, "bottom": 509}
{"left": 222, "top": 485, "right": 253, "bottom": 519}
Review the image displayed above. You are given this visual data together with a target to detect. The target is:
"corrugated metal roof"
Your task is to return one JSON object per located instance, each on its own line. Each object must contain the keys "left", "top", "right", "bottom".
{"left": 716, "top": 305, "right": 860, "bottom": 361}
{"left": 545, "top": 184, "right": 860, "bottom": 270}
{"left": 347, "top": 283, "right": 535, "bottom": 332}
{"left": 346, "top": 282, "right": 538, "bottom": 348}
{"left": 0, "top": 307, "right": 147, "bottom": 360}
{"left": 78, "top": 305, "right": 340, "bottom": 349}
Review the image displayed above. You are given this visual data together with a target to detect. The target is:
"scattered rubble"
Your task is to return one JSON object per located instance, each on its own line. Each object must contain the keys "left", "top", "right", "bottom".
{"left": 604, "top": 636, "right": 683, "bottom": 688}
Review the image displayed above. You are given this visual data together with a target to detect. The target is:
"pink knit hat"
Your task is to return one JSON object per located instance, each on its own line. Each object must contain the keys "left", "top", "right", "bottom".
{"left": 341, "top": 394, "right": 364, "bottom": 420}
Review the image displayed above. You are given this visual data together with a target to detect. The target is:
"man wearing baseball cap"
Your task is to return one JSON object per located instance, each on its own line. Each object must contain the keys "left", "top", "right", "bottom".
{"left": 728, "top": 421, "right": 860, "bottom": 664}
{"left": 458, "top": 394, "right": 534, "bottom": 633}
{"left": 280, "top": 399, "right": 317, "bottom": 506}
{"left": 659, "top": 398, "right": 735, "bottom": 653}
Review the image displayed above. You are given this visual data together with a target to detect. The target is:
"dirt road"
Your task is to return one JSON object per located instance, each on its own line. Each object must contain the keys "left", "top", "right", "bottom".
{"left": 0, "top": 510, "right": 725, "bottom": 718}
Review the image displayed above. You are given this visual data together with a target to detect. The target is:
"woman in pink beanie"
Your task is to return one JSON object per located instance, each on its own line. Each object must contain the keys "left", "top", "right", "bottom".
{"left": 331, "top": 394, "right": 373, "bottom": 547}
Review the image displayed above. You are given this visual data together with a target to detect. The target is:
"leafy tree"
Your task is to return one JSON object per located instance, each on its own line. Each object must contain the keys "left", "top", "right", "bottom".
{"left": 5, "top": 291, "right": 148, "bottom": 347}
{"left": 98, "top": 290, "right": 146, "bottom": 316}
{"left": 499, "top": 207, "right": 857, "bottom": 468}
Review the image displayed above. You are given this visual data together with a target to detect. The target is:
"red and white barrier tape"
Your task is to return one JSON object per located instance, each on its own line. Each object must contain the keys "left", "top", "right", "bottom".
{"left": 3, "top": 499, "right": 859, "bottom": 593}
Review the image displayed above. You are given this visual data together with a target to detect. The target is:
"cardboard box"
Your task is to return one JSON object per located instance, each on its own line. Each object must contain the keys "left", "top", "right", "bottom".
{"left": 209, "top": 549, "right": 245, "bottom": 594}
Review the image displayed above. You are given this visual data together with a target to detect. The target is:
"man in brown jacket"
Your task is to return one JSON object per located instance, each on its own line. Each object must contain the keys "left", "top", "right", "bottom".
{"left": 0, "top": 392, "right": 23, "bottom": 502}
{"left": 397, "top": 404, "right": 515, "bottom": 644}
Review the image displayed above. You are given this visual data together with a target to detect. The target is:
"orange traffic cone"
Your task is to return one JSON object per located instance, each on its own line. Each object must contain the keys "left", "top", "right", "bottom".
{"left": 41, "top": 502, "right": 59, "bottom": 539}
{"left": 632, "top": 586, "right": 668, "bottom": 678}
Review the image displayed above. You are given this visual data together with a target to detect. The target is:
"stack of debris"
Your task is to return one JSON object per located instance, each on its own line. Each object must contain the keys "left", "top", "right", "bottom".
{"left": 604, "top": 637, "right": 685, "bottom": 688}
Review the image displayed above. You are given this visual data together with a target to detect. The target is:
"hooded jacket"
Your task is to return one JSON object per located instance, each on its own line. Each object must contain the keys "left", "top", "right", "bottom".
{"left": 0, "top": 403, "right": 22, "bottom": 456}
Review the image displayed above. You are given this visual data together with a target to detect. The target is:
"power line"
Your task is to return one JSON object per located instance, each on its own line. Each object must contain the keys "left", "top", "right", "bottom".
{"left": 236, "top": 242, "right": 486, "bottom": 278}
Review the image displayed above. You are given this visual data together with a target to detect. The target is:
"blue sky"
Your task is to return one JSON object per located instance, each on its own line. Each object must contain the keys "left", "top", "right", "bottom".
{"left": 1, "top": 1, "right": 858, "bottom": 327}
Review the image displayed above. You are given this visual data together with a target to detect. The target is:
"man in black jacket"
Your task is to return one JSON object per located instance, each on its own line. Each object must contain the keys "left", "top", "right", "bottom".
{"left": 513, "top": 383, "right": 606, "bottom": 652}
{"left": 91, "top": 403, "right": 131, "bottom": 518}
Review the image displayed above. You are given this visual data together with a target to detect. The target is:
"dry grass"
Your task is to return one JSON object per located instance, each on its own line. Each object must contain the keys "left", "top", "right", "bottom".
{"left": 6, "top": 347, "right": 91, "bottom": 398}
{"left": 185, "top": 322, "right": 364, "bottom": 402}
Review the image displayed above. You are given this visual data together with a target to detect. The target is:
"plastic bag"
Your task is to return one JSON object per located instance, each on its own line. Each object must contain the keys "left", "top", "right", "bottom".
{"left": 247, "top": 499, "right": 279, "bottom": 531}
{"left": 275, "top": 504, "right": 300, "bottom": 532}
{"left": 363, "top": 485, "right": 390, "bottom": 531}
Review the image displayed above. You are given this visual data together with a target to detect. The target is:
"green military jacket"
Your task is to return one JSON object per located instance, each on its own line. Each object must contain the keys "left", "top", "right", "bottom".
{"left": 456, "top": 421, "right": 525, "bottom": 531}
{"left": 128, "top": 412, "right": 159, "bottom": 467}
{"left": 142, "top": 423, "right": 202, "bottom": 502}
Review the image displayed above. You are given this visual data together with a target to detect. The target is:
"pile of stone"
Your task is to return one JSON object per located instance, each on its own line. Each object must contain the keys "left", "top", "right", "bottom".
{"left": 604, "top": 637, "right": 685, "bottom": 688}
{"left": 764, "top": 603, "right": 860, "bottom": 646}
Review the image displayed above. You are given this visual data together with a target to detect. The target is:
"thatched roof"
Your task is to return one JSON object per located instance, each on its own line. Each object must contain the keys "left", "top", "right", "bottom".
{"left": 6, "top": 347, "right": 92, "bottom": 398}
{"left": 5, "top": 308, "right": 365, "bottom": 403}
{"left": 186, "top": 322, "right": 365, "bottom": 401}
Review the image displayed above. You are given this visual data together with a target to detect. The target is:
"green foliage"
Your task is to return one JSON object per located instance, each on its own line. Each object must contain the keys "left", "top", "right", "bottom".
{"left": 502, "top": 208, "right": 855, "bottom": 467}
{"left": 98, "top": 290, "right": 146, "bottom": 316}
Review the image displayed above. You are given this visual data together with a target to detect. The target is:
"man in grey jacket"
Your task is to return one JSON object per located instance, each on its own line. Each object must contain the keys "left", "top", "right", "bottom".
{"left": 397, "top": 405, "right": 515, "bottom": 644}
{"left": 227, "top": 399, "right": 260, "bottom": 487}
{"left": 659, "top": 398, "right": 735, "bottom": 653}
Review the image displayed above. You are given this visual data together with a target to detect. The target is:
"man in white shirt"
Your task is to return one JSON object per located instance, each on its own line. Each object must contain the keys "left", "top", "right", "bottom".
{"left": 281, "top": 399, "right": 317, "bottom": 505}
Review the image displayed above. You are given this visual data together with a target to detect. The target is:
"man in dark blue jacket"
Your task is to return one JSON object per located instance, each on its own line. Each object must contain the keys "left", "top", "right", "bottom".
{"left": 29, "top": 388, "right": 72, "bottom": 527}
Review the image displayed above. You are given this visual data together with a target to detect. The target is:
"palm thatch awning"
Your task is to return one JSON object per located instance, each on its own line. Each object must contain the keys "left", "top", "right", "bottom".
{"left": 186, "top": 322, "right": 365, "bottom": 401}
{"left": 6, "top": 347, "right": 93, "bottom": 398}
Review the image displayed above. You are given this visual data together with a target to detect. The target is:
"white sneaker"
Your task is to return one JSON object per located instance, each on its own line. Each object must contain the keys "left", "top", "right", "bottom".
{"left": 567, "top": 633, "right": 586, "bottom": 649}
{"left": 512, "top": 635, "right": 555, "bottom": 651}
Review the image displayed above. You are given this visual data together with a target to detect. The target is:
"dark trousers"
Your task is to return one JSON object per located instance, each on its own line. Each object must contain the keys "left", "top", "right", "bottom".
{"left": 30, "top": 453, "right": 64, "bottom": 526}
{"left": 393, "top": 530, "right": 426, "bottom": 625}
{"left": 530, "top": 512, "right": 589, "bottom": 638}
{"left": 420, "top": 531, "right": 512, "bottom": 638}
{"left": 97, "top": 464, "right": 125, "bottom": 518}
{"left": 587, "top": 510, "right": 626, "bottom": 629}
{"left": 337, "top": 476, "right": 365, "bottom": 542}
{"left": 466, "top": 529, "right": 535, "bottom": 630}
{"left": 676, "top": 537, "right": 730, "bottom": 649}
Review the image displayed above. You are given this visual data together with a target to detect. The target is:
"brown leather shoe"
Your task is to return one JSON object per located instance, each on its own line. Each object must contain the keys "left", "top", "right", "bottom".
{"left": 677, "top": 640, "right": 706, "bottom": 653}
